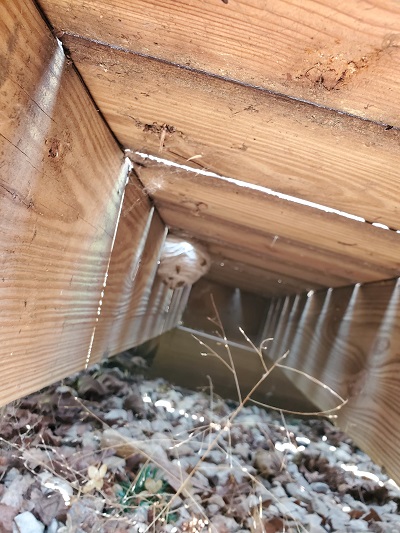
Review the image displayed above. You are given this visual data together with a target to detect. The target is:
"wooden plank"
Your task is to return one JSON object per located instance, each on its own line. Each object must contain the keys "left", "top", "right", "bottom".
{"left": 39, "top": 0, "right": 400, "bottom": 127}
{"left": 262, "top": 279, "right": 400, "bottom": 483}
{"left": 131, "top": 279, "right": 172, "bottom": 347}
{"left": 163, "top": 285, "right": 191, "bottom": 333}
{"left": 150, "top": 327, "right": 318, "bottom": 413}
{"left": 58, "top": 36, "right": 400, "bottom": 230}
{"left": 207, "top": 255, "right": 321, "bottom": 298}
{"left": 164, "top": 212, "right": 351, "bottom": 289}
{"left": 159, "top": 203, "right": 396, "bottom": 288}
{"left": 0, "top": 0, "right": 128, "bottom": 405}
{"left": 206, "top": 242, "right": 325, "bottom": 295}
{"left": 137, "top": 163, "right": 400, "bottom": 286}
{"left": 91, "top": 208, "right": 169, "bottom": 359}
{"left": 126, "top": 258, "right": 191, "bottom": 347}
{"left": 89, "top": 174, "right": 154, "bottom": 363}
{"left": 171, "top": 230, "right": 323, "bottom": 296}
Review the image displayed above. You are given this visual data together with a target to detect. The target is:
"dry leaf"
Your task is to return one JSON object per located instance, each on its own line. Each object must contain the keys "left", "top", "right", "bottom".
{"left": 0, "top": 504, "right": 18, "bottom": 532}
{"left": 82, "top": 464, "right": 107, "bottom": 494}
{"left": 35, "top": 491, "right": 67, "bottom": 526}
{"left": 144, "top": 478, "right": 163, "bottom": 494}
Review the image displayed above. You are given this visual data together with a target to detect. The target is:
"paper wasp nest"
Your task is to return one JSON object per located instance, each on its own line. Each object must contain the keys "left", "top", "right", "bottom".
{"left": 158, "top": 236, "right": 211, "bottom": 289}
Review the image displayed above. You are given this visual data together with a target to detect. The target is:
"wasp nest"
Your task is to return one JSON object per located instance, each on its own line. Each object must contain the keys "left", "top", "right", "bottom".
{"left": 157, "top": 236, "right": 211, "bottom": 289}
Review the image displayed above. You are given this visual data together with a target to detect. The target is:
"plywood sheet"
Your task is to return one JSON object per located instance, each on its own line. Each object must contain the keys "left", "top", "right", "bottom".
{"left": 0, "top": 0, "right": 127, "bottom": 405}
{"left": 262, "top": 279, "right": 400, "bottom": 483}
{"left": 39, "top": 0, "right": 400, "bottom": 127}
{"left": 137, "top": 162, "right": 400, "bottom": 287}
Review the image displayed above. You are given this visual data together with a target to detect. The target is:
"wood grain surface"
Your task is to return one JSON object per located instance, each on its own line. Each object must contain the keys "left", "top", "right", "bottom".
{"left": 262, "top": 279, "right": 400, "bottom": 483}
{"left": 136, "top": 162, "right": 400, "bottom": 289}
{"left": 92, "top": 208, "right": 170, "bottom": 357}
{"left": 164, "top": 212, "right": 352, "bottom": 290}
{"left": 89, "top": 174, "right": 155, "bottom": 363}
{"left": 39, "top": 0, "right": 400, "bottom": 127}
{"left": 0, "top": 0, "right": 127, "bottom": 404}
{"left": 59, "top": 36, "right": 400, "bottom": 231}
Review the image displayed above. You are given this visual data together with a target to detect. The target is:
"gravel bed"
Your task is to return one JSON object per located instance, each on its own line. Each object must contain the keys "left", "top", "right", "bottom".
{"left": 1, "top": 352, "right": 399, "bottom": 533}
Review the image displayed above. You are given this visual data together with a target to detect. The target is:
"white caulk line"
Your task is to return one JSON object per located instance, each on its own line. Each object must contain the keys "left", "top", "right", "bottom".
{"left": 372, "top": 222, "right": 390, "bottom": 230}
{"left": 134, "top": 152, "right": 369, "bottom": 224}
{"left": 85, "top": 157, "right": 131, "bottom": 369}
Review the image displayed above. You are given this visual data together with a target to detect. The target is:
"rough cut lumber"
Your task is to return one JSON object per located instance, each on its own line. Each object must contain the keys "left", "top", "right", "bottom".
{"left": 136, "top": 162, "right": 400, "bottom": 288}
{"left": 90, "top": 172, "right": 189, "bottom": 363}
{"left": 0, "top": 0, "right": 184, "bottom": 406}
{"left": 89, "top": 175, "right": 155, "bottom": 363}
{"left": 91, "top": 207, "right": 170, "bottom": 360}
{"left": 262, "top": 279, "right": 400, "bottom": 483}
{"left": 164, "top": 213, "right": 351, "bottom": 291}
{"left": 171, "top": 231, "right": 318, "bottom": 296}
{"left": 130, "top": 277, "right": 176, "bottom": 348}
{"left": 0, "top": 0, "right": 128, "bottom": 405}
{"left": 207, "top": 255, "right": 319, "bottom": 298}
{"left": 39, "top": 0, "right": 400, "bottom": 127}
{"left": 57, "top": 36, "right": 400, "bottom": 231}
{"left": 163, "top": 284, "right": 191, "bottom": 333}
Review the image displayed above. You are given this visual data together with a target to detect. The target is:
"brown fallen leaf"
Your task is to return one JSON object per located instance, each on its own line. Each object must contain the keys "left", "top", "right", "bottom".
{"left": 0, "top": 503, "right": 18, "bottom": 533}
{"left": 264, "top": 517, "right": 285, "bottom": 533}
{"left": 35, "top": 491, "right": 67, "bottom": 526}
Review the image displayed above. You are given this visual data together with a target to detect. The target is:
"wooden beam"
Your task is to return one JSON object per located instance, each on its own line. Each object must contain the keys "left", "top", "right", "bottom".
{"left": 58, "top": 36, "right": 400, "bottom": 231}
{"left": 262, "top": 279, "right": 400, "bottom": 483}
{"left": 136, "top": 162, "right": 400, "bottom": 288}
{"left": 39, "top": 0, "right": 400, "bottom": 127}
{"left": 0, "top": 0, "right": 127, "bottom": 405}
{"left": 91, "top": 202, "right": 168, "bottom": 360}
{"left": 0, "top": 0, "right": 187, "bottom": 406}
{"left": 164, "top": 212, "right": 351, "bottom": 290}
{"left": 87, "top": 177, "right": 152, "bottom": 362}
{"left": 170, "top": 231, "right": 325, "bottom": 296}
{"left": 206, "top": 255, "right": 322, "bottom": 298}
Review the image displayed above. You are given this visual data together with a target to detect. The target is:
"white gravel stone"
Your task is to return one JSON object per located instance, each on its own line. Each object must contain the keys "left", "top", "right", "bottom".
{"left": 270, "top": 483, "right": 287, "bottom": 499}
{"left": 151, "top": 419, "right": 172, "bottom": 433}
{"left": 207, "top": 494, "right": 225, "bottom": 509}
{"left": 285, "top": 482, "right": 312, "bottom": 503}
{"left": 347, "top": 519, "right": 369, "bottom": 531}
{"left": 334, "top": 448, "right": 353, "bottom": 462}
{"left": 309, "top": 481, "right": 329, "bottom": 494}
{"left": 275, "top": 497, "right": 307, "bottom": 520}
{"left": 46, "top": 519, "right": 60, "bottom": 533}
{"left": 1, "top": 473, "right": 34, "bottom": 509}
{"left": 13, "top": 511, "right": 44, "bottom": 533}
{"left": 328, "top": 507, "right": 350, "bottom": 530}
{"left": 104, "top": 408, "right": 129, "bottom": 422}
{"left": 211, "top": 514, "right": 241, "bottom": 532}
